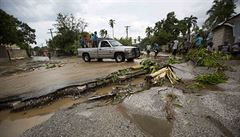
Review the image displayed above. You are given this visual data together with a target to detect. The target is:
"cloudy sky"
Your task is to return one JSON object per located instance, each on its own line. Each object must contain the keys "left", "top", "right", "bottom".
{"left": 0, "top": 0, "right": 240, "bottom": 47}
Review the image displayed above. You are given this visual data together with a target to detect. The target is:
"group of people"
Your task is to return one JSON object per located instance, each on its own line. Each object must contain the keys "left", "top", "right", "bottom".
{"left": 206, "top": 38, "right": 240, "bottom": 55}
{"left": 146, "top": 34, "right": 240, "bottom": 59}
{"left": 80, "top": 31, "right": 98, "bottom": 48}
{"left": 146, "top": 43, "right": 160, "bottom": 58}
{"left": 172, "top": 34, "right": 240, "bottom": 57}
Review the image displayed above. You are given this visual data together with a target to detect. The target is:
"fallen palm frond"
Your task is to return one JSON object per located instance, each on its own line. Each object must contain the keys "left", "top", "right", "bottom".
{"left": 195, "top": 72, "right": 227, "bottom": 85}
{"left": 186, "top": 48, "right": 230, "bottom": 68}
{"left": 149, "top": 66, "right": 180, "bottom": 85}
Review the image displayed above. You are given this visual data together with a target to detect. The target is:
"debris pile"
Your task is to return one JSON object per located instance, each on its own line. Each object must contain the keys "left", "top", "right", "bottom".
{"left": 149, "top": 66, "right": 180, "bottom": 85}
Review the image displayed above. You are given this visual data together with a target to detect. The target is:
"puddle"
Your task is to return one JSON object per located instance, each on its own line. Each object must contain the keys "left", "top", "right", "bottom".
{"left": 117, "top": 105, "right": 173, "bottom": 137}
{"left": 132, "top": 114, "right": 172, "bottom": 137}
{"left": 0, "top": 113, "right": 53, "bottom": 137}
{"left": 0, "top": 98, "right": 84, "bottom": 137}
{"left": 0, "top": 76, "right": 146, "bottom": 137}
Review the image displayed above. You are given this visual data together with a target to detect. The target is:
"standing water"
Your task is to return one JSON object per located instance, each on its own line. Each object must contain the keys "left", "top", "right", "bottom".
{"left": 0, "top": 98, "right": 84, "bottom": 137}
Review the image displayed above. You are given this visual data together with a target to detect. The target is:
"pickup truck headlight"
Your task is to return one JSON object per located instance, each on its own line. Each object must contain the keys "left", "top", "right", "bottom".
{"left": 125, "top": 48, "right": 132, "bottom": 53}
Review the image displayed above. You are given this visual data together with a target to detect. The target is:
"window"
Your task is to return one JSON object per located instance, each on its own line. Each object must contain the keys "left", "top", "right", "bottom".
{"left": 100, "top": 41, "right": 111, "bottom": 48}
{"left": 109, "top": 40, "right": 122, "bottom": 47}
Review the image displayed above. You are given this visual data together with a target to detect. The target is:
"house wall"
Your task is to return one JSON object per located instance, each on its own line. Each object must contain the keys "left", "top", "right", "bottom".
{"left": 224, "top": 26, "right": 234, "bottom": 44}
{"left": 213, "top": 26, "right": 234, "bottom": 50}
{"left": 233, "top": 21, "right": 240, "bottom": 42}
{"left": 213, "top": 27, "right": 225, "bottom": 49}
{"left": 229, "top": 15, "right": 240, "bottom": 42}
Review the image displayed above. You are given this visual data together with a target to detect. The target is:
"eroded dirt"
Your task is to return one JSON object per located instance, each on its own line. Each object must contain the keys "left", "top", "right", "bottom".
{"left": 0, "top": 57, "right": 137, "bottom": 99}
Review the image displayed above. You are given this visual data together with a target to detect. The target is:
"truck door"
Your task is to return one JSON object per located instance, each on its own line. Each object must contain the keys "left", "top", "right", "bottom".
{"left": 98, "top": 41, "right": 113, "bottom": 58}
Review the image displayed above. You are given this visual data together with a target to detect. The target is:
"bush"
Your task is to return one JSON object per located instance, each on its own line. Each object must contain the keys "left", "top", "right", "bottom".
{"left": 186, "top": 48, "right": 229, "bottom": 68}
{"left": 195, "top": 72, "right": 227, "bottom": 85}
{"left": 140, "top": 59, "right": 162, "bottom": 73}
{"left": 166, "top": 57, "right": 183, "bottom": 64}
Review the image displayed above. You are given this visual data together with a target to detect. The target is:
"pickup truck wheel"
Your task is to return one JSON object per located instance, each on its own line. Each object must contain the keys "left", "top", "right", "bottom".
{"left": 83, "top": 53, "right": 91, "bottom": 62}
{"left": 115, "top": 53, "right": 125, "bottom": 63}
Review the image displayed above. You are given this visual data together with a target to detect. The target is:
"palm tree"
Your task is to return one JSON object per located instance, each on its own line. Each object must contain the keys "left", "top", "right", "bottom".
{"left": 134, "top": 39, "right": 137, "bottom": 44}
{"left": 104, "top": 30, "right": 108, "bottom": 38}
{"left": 205, "top": 0, "right": 236, "bottom": 29}
{"left": 145, "top": 26, "right": 152, "bottom": 38}
{"left": 178, "top": 19, "right": 188, "bottom": 38}
{"left": 184, "top": 15, "right": 198, "bottom": 41}
{"left": 109, "top": 19, "right": 115, "bottom": 38}
{"left": 137, "top": 36, "right": 141, "bottom": 42}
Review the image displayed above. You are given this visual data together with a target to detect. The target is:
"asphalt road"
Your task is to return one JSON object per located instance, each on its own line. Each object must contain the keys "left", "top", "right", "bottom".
{"left": 0, "top": 57, "right": 137, "bottom": 99}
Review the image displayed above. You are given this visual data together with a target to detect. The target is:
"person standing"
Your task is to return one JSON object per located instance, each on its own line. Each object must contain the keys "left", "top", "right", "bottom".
{"left": 153, "top": 43, "right": 160, "bottom": 58}
{"left": 183, "top": 38, "right": 190, "bottom": 54}
{"left": 195, "top": 34, "right": 203, "bottom": 48}
{"left": 146, "top": 44, "right": 151, "bottom": 57}
{"left": 221, "top": 41, "right": 230, "bottom": 54}
{"left": 93, "top": 31, "right": 98, "bottom": 47}
{"left": 172, "top": 39, "right": 179, "bottom": 58}
{"left": 80, "top": 37, "right": 85, "bottom": 48}
{"left": 207, "top": 42, "right": 214, "bottom": 53}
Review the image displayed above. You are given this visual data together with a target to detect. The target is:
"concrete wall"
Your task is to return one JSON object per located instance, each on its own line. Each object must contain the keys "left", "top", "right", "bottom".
{"left": 213, "top": 26, "right": 234, "bottom": 50}
{"left": 224, "top": 26, "right": 234, "bottom": 44}
{"left": 233, "top": 21, "right": 240, "bottom": 42}
{"left": 213, "top": 27, "right": 225, "bottom": 49}
{"left": 0, "top": 46, "right": 28, "bottom": 62}
{"left": 8, "top": 49, "right": 28, "bottom": 60}
{"left": 0, "top": 46, "right": 9, "bottom": 62}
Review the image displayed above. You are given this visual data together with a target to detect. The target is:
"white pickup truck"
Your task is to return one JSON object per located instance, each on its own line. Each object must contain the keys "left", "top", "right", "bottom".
{"left": 77, "top": 38, "right": 140, "bottom": 62}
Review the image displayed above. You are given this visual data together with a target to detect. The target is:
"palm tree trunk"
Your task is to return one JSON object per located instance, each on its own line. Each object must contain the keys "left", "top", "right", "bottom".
{"left": 112, "top": 27, "right": 114, "bottom": 38}
{"left": 187, "top": 28, "right": 191, "bottom": 42}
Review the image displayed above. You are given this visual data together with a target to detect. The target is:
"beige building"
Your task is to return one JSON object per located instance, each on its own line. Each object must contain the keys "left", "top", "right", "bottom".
{"left": 212, "top": 14, "right": 240, "bottom": 49}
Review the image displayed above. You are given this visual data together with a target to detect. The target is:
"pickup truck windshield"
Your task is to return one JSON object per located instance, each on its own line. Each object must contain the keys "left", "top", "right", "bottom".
{"left": 109, "top": 40, "right": 122, "bottom": 47}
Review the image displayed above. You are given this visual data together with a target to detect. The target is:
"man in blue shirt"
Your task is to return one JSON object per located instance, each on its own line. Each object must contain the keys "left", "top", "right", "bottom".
{"left": 195, "top": 34, "right": 203, "bottom": 48}
{"left": 93, "top": 31, "right": 98, "bottom": 47}
{"left": 80, "top": 37, "right": 85, "bottom": 48}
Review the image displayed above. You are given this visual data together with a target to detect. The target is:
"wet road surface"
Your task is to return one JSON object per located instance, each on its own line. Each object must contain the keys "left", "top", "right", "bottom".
{"left": 0, "top": 57, "right": 138, "bottom": 99}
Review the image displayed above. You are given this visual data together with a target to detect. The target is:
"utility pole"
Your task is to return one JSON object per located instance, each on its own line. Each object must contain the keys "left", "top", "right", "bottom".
{"left": 125, "top": 26, "right": 130, "bottom": 38}
{"left": 48, "top": 28, "right": 54, "bottom": 39}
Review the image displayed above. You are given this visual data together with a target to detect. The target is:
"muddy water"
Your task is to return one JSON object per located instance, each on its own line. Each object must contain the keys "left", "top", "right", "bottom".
{"left": 117, "top": 105, "right": 173, "bottom": 137}
{"left": 0, "top": 98, "right": 85, "bottom": 137}
{"left": 0, "top": 75, "right": 146, "bottom": 137}
{"left": 132, "top": 114, "right": 172, "bottom": 137}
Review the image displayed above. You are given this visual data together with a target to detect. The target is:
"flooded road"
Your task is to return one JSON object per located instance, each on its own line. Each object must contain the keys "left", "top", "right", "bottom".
{"left": 0, "top": 57, "right": 138, "bottom": 99}
{"left": 0, "top": 97, "right": 85, "bottom": 137}
{"left": 0, "top": 74, "right": 146, "bottom": 137}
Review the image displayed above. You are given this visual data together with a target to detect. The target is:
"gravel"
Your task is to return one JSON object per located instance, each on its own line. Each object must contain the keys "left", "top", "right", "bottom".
{"left": 21, "top": 61, "right": 240, "bottom": 137}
